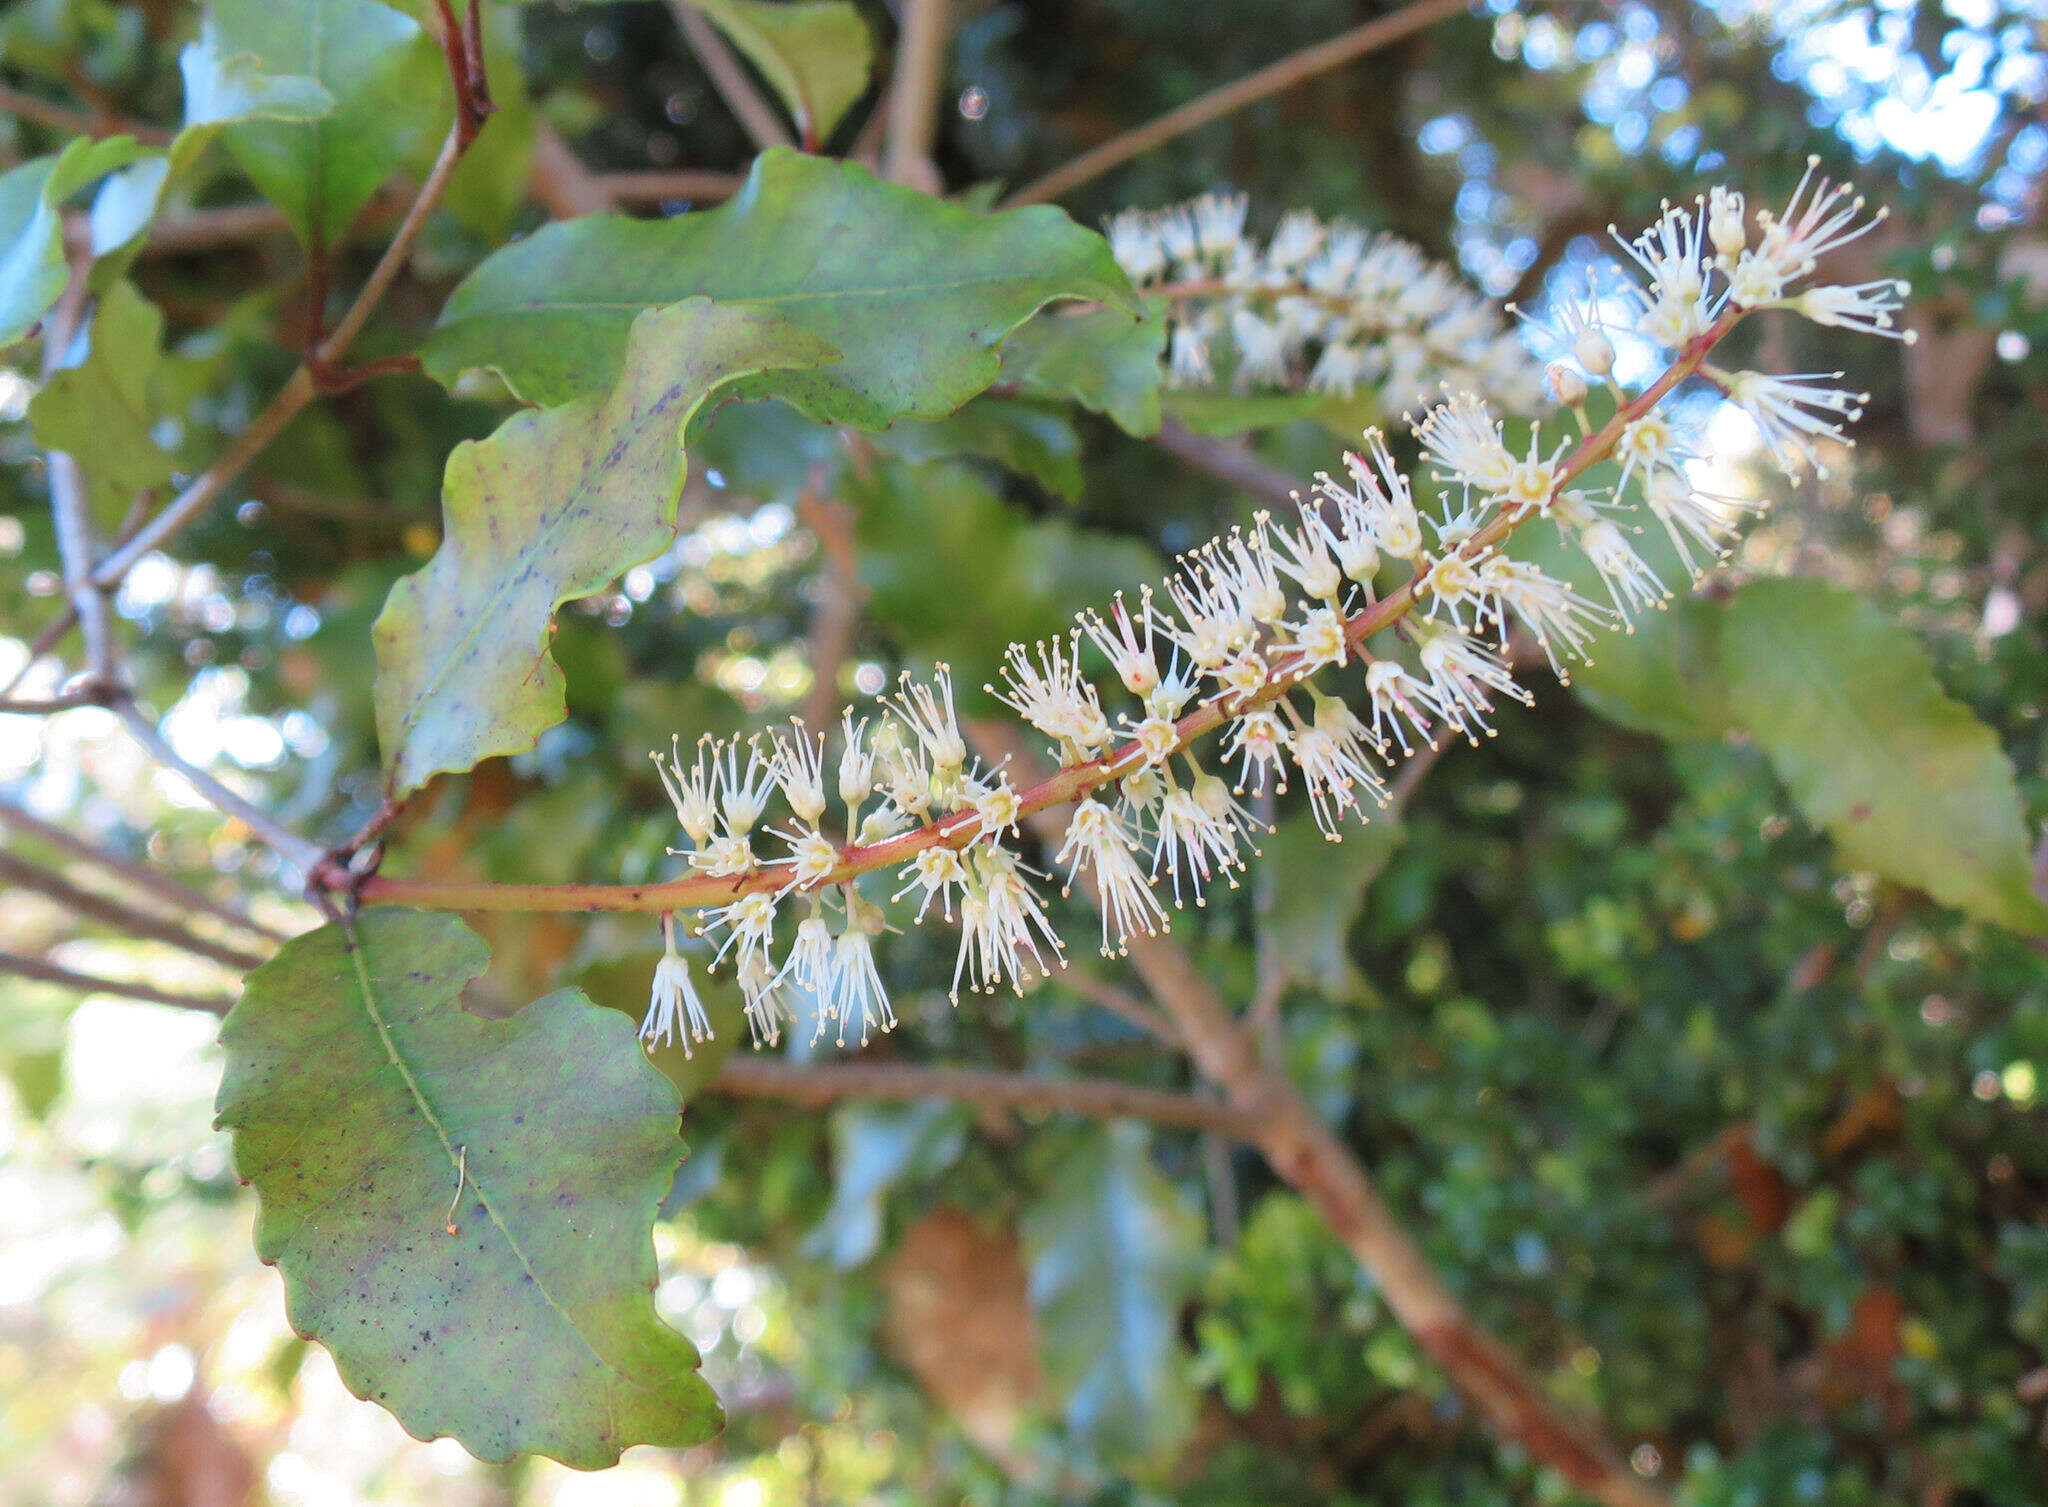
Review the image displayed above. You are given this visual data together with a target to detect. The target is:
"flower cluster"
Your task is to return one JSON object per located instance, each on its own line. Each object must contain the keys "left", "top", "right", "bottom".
{"left": 639, "top": 163, "right": 1908, "bottom": 1057}
{"left": 1105, "top": 191, "right": 1544, "bottom": 413}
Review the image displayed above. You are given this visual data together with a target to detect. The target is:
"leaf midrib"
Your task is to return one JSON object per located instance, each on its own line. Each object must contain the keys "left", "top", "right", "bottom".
{"left": 342, "top": 924, "right": 655, "bottom": 1397}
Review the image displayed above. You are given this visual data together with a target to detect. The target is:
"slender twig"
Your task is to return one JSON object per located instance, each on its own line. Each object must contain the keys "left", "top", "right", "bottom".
{"left": 0, "top": 849, "right": 266, "bottom": 970}
{"left": 529, "top": 121, "right": 617, "bottom": 216}
{"left": 710, "top": 1057, "right": 1259, "bottom": 1137}
{"left": 92, "top": 120, "right": 474, "bottom": 589}
{"left": 882, "top": 0, "right": 950, "bottom": 188}
{"left": 0, "top": 949, "right": 233, "bottom": 1015}
{"left": 0, "top": 611, "right": 80, "bottom": 700}
{"left": 798, "top": 484, "right": 867, "bottom": 733}
{"left": 1057, "top": 966, "right": 1181, "bottom": 1046}
{"left": 1002, "top": 0, "right": 1472, "bottom": 208}
{"left": 0, "top": 688, "right": 106, "bottom": 715}
{"left": 1154, "top": 415, "right": 1305, "bottom": 510}
{"left": 667, "top": 0, "right": 796, "bottom": 151}
{"left": 0, "top": 83, "right": 173, "bottom": 145}
{"left": 598, "top": 169, "right": 744, "bottom": 204}
{"left": 0, "top": 797, "right": 290, "bottom": 943}
{"left": 352, "top": 305, "right": 1742, "bottom": 915}
{"left": 111, "top": 700, "right": 323, "bottom": 875}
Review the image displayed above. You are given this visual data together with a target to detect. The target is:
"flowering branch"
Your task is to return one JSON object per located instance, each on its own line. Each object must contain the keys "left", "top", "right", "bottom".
{"left": 709, "top": 1057, "right": 1256, "bottom": 1137}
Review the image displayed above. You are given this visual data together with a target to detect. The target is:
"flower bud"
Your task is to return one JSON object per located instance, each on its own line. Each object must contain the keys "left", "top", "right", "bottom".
{"left": 1546, "top": 362, "right": 1589, "bottom": 407}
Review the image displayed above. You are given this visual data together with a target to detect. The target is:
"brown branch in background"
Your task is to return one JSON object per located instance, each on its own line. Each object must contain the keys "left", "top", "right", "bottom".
{"left": 529, "top": 121, "right": 618, "bottom": 216}
{"left": 1002, "top": 0, "right": 1472, "bottom": 208}
{"left": 798, "top": 484, "right": 867, "bottom": 733}
{"left": 0, "top": 950, "right": 233, "bottom": 1015}
{"left": 111, "top": 701, "right": 324, "bottom": 876}
{"left": 882, "top": 0, "right": 950, "bottom": 189}
{"left": 1154, "top": 415, "right": 1305, "bottom": 510}
{"left": 0, "top": 82, "right": 174, "bottom": 145}
{"left": 599, "top": 169, "right": 744, "bottom": 205}
{"left": 667, "top": 0, "right": 796, "bottom": 152}
{"left": 0, "top": 798, "right": 290, "bottom": 943}
{"left": 1057, "top": 966, "right": 1181, "bottom": 1046}
{"left": 0, "top": 849, "right": 265, "bottom": 971}
{"left": 711, "top": 1057, "right": 1258, "bottom": 1138}
{"left": 978, "top": 722, "right": 1669, "bottom": 1507}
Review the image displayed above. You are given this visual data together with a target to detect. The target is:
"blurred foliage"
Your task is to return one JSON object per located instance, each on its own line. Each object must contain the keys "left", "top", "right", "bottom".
{"left": 3, "top": 0, "right": 2048, "bottom": 1504}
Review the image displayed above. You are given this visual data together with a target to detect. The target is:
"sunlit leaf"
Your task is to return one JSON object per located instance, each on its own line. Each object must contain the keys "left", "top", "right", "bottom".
{"left": 216, "top": 910, "right": 720, "bottom": 1466}
{"left": 1724, "top": 577, "right": 2048, "bottom": 934}
{"left": 421, "top": 148, "right": 1133, "bottom": 428}
{"left": 28, "top": 280, "right": 174, "bottom": 525}
{"left": 372, "top": 298, "right": 836, "bottom": 796}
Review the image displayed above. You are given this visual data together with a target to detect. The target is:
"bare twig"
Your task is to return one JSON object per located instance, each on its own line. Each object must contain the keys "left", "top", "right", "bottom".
{"left": 1002, "top": 0, "right": 1472, "bottom": 208}
{"left": 529, "top": 121, "right": 616, "bottom": 216}
{"left": 711, "top": 1057, "right": 1259, "bottom": 1138}
{"left": 1059, "top": 967, "right": 1181, "bottom": 1046}
{"left": 92, "top": 119, "right": 475, "bottom": 589}
{"left": 598, "top": 169, "right": 743, "bottom": 204}
{"left": 0, "top": 83, "right": 173, "bottom": 145}
{"left": 0, "top": 849, "right": 265, "bottom": 971}
{"left": 882, "top": 0, "right": 950, "bottom": 189}
{"left": 0, "top": 949, "right": 233, "bottom": 1015}
{"left": 0, "top": 797, "right": 290, "bottom": 943}
{"left": 667, "top": 0, "right": 796, "bottom": 151}
{"left": 111, "top": 700, "right": 323, "bottom": 876}
{"left": 1154, "top": 415, "right": 1305, "bottom": 510}
{"left": 798, "top": 485, "right": 867, "bottom": 733}
{"left": 0, "top": 687, "right": 107, "bottom": 715}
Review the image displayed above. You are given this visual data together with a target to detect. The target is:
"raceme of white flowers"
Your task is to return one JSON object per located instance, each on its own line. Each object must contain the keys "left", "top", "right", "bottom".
{"left": 1104, "top": 191, "right": 1546, "bottom": 414}
{"left": 639, "top": 162, "right": 1910, "bottom": 1057}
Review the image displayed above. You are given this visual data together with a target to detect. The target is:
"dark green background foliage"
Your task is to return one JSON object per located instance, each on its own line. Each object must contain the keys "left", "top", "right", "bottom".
{"left": 4, "top": 0, "right": 2048, "bottom": 1503}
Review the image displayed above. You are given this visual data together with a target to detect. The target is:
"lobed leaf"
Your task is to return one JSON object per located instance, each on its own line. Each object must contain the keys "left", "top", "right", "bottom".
{"left": 1723, "top": 577, "right": 2047, "bottom": 934}
{"left": 371, "top": 298, "right": 836, "bottom": 796}
{"left": 216, "top": 910, "right": 720, "bottom": 1466}
{"left": 420, "top": 148, "right": 1133, "bottom": 428}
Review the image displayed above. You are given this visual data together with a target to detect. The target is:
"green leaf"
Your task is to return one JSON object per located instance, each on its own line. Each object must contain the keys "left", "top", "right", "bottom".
{"left": 1162, "top": 386, "right": 1360, "bottom": 438}
{"left": 999, "top": 304, "right": 1166, "bottom": 437}
{"left": 178, "top": 16, "right": 334, "bottom": 129}
{"left": 215, "top": 0, "right": 445, "bottom": 247}
{"left": 422, "top": 148, "right": 1133, "bottom": 428}
{"left": 372, "top": 298, "right": 836, "bottom": 796}
{"left": 684, "top": 0, "right": 874, "bottom": 143}
{"left": 1024, "top": 1123, "right": 1204, "bottom": 1467}
{"left": 1262, "top": 812, "right": 1405, "bottom": 999}
{"left": 1723, "top": 577, "right": 2048, "bottom": 934}
{"left": 808, "top": 1101, "right": 968, "bottom": 1269}
{"left": 28, "top": 280, "right": 175, "bottom": 525}
{"left": 0, "top": 136, "right": 155, "bottom": 348}
{"left": 216, "top": 910, "right": 720, "bottom": 1466}
{"left": 874, "top": 397, "right": 1084, "bottom": 500}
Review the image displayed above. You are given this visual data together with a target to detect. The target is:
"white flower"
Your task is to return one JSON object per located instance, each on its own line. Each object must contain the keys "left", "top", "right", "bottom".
{"left": 1733, "top": 157, "right": 1885, "bottom": 302}
{"left": 1613, "top": 410, "right": 1686, "bottom": 498}
{"left": 1284, "top": 690, "right": 1388, "bottom": 837}
{"left": 654, "top": 735, "right": 719, "bottom": 847}
{"left": 1106, "top": 208, "right": 1168, "bottom": 284}
{"left": 643, "top": 914, "right": 713, "bottom": 1055}
{"left": 703, "top": 890, "right": 779, "bottom": 971}
{"left": 953, "top": 847, "right": 1065, "bottom": 997}
{"left": 776, "top": 911, "right": 834, "bottom": 997}
{"left": 774, "top": 824, "right": 840, "bottom": 894}
{"left": 1215, "top": 525, "right": 1288, "bottom": 625}
{"left": 1722, "top": 368, "right": 1867, "bottom": 478}
{"left": 993, "top": 634, "right": 1111, "bottom": 753}
{"left": 1308, "top": 339, "right": 1370, "bottom": 397}
{"left": 1162, "top": 553, "right": 1254, "bottom": 669}
{"left": 1221, "top": 705, "right": 1291, "bottom": 793}
{"left": 1055, "top": 798, "right": 1166, "bottom": 955}
{"left": 1191, "top": 191, "right": 1249, "bottom": 262}
{"left": 1363, "top": 657, "right": 1436, "bottom": 754}
{"left": 894, "top": 843, "right": 969, "bottom": 922}
{"left": 875, "top": 723, "right": 934, "bottom": 821}
{"left": 768, "top": 722, "right": 827, "bottom": 826}
{"left": 1266, "top": 504, "right": 1345, "bottom": 603}
{"left": 1152, "top": 768, "right": 1257, "bottom": 906}
{"left": 735, "top": 953, "right": 788, "bottom": 1048}
{"left": 968, "top": 770, "right": 1023, "bottom": 840}
{"left": 1477, "top": 556, "right": 1609, "bottom": 678}
{"left": 1321, "top": 429, "right": 1422, "bottom": 562}
{"left": 818, "top": 892, "right": 896, "bottom": 1048}
{"left": 1167, "top": 325, "right": 1213, "bottom": 386}
{"left": 1642, "top": 470, "right": 1767, "bottom": 578}
{"left": 1209, "top": 647, "right": 1271, "bottom": 708}
{"left": 1080, "top": 587, "right": 1162, "bottom": 697}
{"left": 1500, "top": 425, "right": 1569, "bottom": 513}
{"left": 1612, "top": 200, "right": 1715, "bottom": 347}
{"left": 1230, "top": 308, "right": 1290, "bottom": 387}
{"left": 1706, "top": 186, "right": 1747, "bottom": 263}
{"left": 1155, "top": 204, "right": 1198, "bottom": 264}
{"left": 1795, "top": 280, "right": 1914, "bottom": 342}
{"left": 1412, "top": 619, "right": 1532, "bottom": 744}
{"left": 1275, "top": 603, "right": 1349, "bottom": 674}
{"left": 837, "top": 710, "right": 876, "bottom": 810}
{"left": 1575, "top": 519, "right": 1668, "bottom": 620}
{"left": 716, "top": 737, "right": 774, "bottom": 833}
{"left": 1265, "top": 208, "right": 1325, "bottom": 271}
{"left": 1414, "top": 391, "right": 1515, "bottom": 493}
{"left": 892, "top": 665, "right": 968, "bottom": 772}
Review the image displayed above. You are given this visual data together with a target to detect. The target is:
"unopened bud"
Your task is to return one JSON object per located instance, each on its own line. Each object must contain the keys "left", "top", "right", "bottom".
{"left": 1546, "top": 362, "right": 1589, "bottom": 407}
{"left": 1573, "top": 328, "right": 1615, "bottom": 378}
